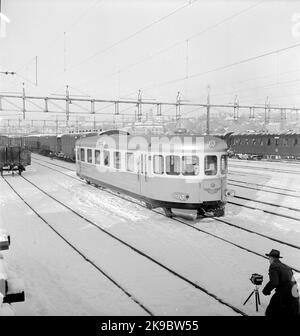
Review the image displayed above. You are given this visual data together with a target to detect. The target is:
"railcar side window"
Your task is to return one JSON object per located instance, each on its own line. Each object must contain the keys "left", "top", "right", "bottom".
{"left": 153, "top": 155, "right": 164, "bottom": 174}
{"left": 104, "top": 150, "right": 110, "bottom": 166}
{"left": 221, "top": 155, "right": 228, "bottom": 174}
{"left": 182, "top": 156, "right": 199, "bottom": 176}
{"left": 166, "top": 155, "right": 180, "bottom": 175}
{"left": 114, "top": 151, "right": 121, "bottom": 169}
{"left": 267, "top": 138, "right": 271, "bottom": 146}
{"left": 80, "top": 148, "right": 85, "bottom": 162}
{"left": 87, "top": 149, "right": 92, "bottom": 163}
{"left": 95, "top": 150, "right": 100, "bottom": 165}
{"left": 294, "top": 138, "right": 298, "bottom": 146}
{"left": 205, "top": 155, "right": 217, "bottom": 176}
{"left": 126, "top": 152, "right": 134, "bottom": 172}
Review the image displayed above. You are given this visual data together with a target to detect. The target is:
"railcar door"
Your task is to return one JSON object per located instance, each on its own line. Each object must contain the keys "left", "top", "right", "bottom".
{"left": 139, "top": 153, "right": 147, "bottom": 194}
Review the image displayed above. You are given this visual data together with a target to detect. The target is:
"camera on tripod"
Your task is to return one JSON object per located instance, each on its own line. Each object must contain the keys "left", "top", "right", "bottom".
{"left": 250, "top": 273, "right": 263, "bottom": 286}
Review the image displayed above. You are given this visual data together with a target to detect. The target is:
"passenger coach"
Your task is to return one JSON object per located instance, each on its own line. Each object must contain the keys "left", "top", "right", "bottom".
{"left": 75, "top": 130, "right": 231, "bottom": 217}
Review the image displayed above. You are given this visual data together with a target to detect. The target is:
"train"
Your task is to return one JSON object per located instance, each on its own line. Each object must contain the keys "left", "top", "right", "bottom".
{"left": 23, "top": 131, "right": 100, "bottom": 161}
{"left": 0, "top": 135, "right": 31, "bottom": 176}
{"left": 224, "top": 131, "right": 300, "bottom": 160}
{"left": 75, "top": 130, "right": 231, "bottom": 217}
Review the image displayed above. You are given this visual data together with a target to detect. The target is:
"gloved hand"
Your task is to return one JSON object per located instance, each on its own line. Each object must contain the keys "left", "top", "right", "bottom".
{"left": 262, "top": 287, "right": 271, "bottom": 296}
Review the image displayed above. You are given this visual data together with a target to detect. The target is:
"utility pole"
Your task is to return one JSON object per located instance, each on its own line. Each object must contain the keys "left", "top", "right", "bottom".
{"left": 66, "top": 85, "right": 70, "bottom": 121}
{"left": 234, "top": 95, "right": 239, "bottom": 121}
{"left": 206, "top": 85, "right": 210, "bottom": 135}
{"left": 64, "top": 32, "right": 67, "bottom": 72}
{"left": 176, "top": 91, "right": 181, "bottom": 121}
{"left": 22, "top": 82, "right": 26, "bottom": 120}
{"left": 35, "top": 56, "right": 38, "bottom": 86}
{"left": 137, "top": 89, "right": 142, "bottom": 122}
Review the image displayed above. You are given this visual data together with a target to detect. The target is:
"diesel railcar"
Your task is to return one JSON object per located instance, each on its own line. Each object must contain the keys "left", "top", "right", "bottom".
{"left": 75, "top": 130, "right": 231, "bottom": 217}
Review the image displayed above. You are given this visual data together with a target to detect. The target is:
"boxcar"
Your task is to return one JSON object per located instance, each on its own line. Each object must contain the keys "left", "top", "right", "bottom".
{"left": 0, "top": 146, "right": 31, "bottom": 176}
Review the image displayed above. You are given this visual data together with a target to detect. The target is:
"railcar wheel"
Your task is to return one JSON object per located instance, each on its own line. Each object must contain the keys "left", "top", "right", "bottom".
{"left": 163, "top": 208, "right": 173, "bottom": 218}
{"left": 196, "top": 209, "right": 205, "bottom": 218}
{"left": 86, "top": 180, "right": 91, "bottom": 184}
{"left": 145, "top": 203, "right": 153, "bottom": 210}
{"left": 214, "top": 208, "right": 225, "bottom": 217}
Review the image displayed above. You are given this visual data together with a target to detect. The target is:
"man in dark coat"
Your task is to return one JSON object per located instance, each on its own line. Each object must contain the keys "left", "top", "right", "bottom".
{"left": 262, "top": 249, "right": 299, "bottom": 316}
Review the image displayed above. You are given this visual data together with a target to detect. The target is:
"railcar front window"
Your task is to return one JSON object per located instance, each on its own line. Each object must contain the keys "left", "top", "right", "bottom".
{"left": 205, "top": 155, "right": 217, "bottom": 176}
{"left": 95, "top": 150, "right": 100, "bottom": 165}
{"left": 182, "top": 156, "right": 199, "bottom": 176}
{"left": 166, "top": 155, "right": 180, "bottom": 175}
{"left": 153, "top": 155, "right": 164, "bottom": 174}
{"left": 104, "top": 150, "right": 110, "bottom": 166}
{"left": 80, "top": 148, "right": 85, "bottom": 162}
{"left": 87, "top": 149, "right": 92, "bottom": 163}
{"left": 114, "top": 151, "right": 121, "bottom": 169}
{"left": 221, "top": 155, "right": 228, "bottom": 174}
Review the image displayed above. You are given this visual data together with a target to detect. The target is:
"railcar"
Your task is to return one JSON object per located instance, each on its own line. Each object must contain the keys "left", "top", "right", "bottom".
{"left": 23, "top": 135, "right": 41, "bottom": 152}
{"left": 0, "top": 135, "right": 24, "bottom": 147}
{"left": 38, "top": 135, "right": 58, "bottom": 156}
{"left": 75, "top": 130, "right": 231, "bottom": 217}
{"left": 227, "top": 131, "right": 300, "bottom": 160}
{"left": 0, "top": 146, "right": 31, "bottom": 176}
{"left": 60, "top": 132, "right": 99, "bottom": 161}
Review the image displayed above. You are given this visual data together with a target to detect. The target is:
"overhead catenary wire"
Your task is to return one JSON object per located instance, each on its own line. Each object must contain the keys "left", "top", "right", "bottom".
{"left": 81, "top": 0, "right": 264, "bottom": 85}
{"left": 61, "top": 0, "right": 198, "bottom": 75}
{"left": 137, "top": 41, "right": 300, "bottom": 95}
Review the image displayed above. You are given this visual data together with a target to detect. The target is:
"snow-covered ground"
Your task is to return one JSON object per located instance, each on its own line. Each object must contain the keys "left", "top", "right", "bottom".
{"left": 0, "top": 154, "right": 299, "bottom": 316}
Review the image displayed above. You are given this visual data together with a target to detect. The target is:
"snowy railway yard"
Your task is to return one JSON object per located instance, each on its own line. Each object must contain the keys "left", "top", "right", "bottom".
{"left": 0, "top": 154, "right": 299, "bottom": 316}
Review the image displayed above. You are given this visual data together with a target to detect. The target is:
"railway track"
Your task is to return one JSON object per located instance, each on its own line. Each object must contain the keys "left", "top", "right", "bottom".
{"left": 32, "top": 156, "right": 300, "bottom": 221}
{"left": 2, "top": 175, "right": 153, "bottom": 316}
{"left": 31, "top": 156, "right": 300, "bottom": 273}
{"left": 228, "top": 179, "right": 300, "bottom": 197}
{"left": 228, "top": 198, "right": 300, "bottom": 222}
{"left": 2, "top": 169, "right": 245, "bottom": 316}
{"left": 229, "top": 163, "right": 300, "bottom": 175}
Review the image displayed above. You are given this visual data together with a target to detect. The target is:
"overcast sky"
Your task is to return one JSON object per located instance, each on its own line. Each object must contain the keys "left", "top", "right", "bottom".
{"left": 1, "top": 0, "right": 300, "bottom": 121}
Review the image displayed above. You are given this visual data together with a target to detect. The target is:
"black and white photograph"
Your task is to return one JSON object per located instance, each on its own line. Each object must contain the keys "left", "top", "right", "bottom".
{"left": 0, "top": 0, "right": 300, "bottom": 319}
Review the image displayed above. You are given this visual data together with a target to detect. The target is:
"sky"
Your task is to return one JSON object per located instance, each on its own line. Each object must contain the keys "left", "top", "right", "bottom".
{"left": 1, "top": 0, "right": 300, "bottom": 123}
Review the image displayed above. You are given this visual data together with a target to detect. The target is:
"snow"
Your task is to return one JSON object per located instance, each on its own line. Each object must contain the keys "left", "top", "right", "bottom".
{"left": 0, "top": 154, "right": 299, "bottom": 315}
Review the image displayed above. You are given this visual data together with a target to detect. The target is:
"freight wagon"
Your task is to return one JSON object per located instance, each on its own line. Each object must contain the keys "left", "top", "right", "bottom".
{"left": 0, "top": 146, "right": 31, "bottom": 176}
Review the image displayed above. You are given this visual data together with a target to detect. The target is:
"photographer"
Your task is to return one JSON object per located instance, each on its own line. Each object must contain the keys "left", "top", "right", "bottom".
{"left": 262, "top": 249, "right": 299, "bottom": 316}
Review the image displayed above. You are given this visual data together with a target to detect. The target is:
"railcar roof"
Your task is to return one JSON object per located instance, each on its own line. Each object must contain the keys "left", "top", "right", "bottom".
{"left": 77, "top": 133, "right": 228, "bottom": 152}
{"left": 230, "top": 131, "right": 300, "bottom": 136}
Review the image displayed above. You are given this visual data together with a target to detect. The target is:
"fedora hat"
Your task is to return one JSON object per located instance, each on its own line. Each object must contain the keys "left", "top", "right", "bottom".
{"left": 265, "top": 249, "right": 282, "bottom": 258}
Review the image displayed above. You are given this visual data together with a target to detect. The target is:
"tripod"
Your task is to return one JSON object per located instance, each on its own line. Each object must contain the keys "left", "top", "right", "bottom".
{"left": 243, "top": 285, "right": 261, "bottom": 312}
